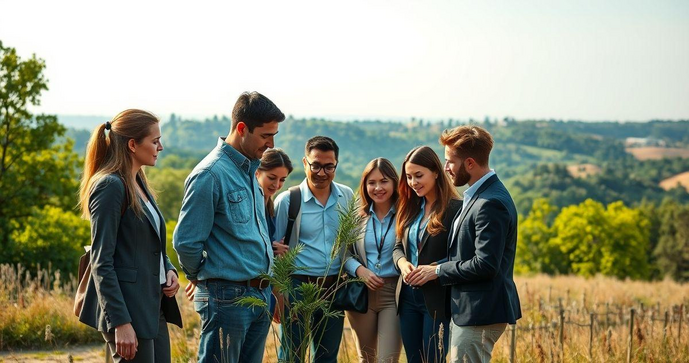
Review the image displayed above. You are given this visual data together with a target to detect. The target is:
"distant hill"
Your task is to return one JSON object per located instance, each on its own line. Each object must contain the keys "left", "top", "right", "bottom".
{"left": 57, "top": 115, "right": 108, "bottom": 130}
{"left": 660, "top": 172, "right": 689, "bottom": 192}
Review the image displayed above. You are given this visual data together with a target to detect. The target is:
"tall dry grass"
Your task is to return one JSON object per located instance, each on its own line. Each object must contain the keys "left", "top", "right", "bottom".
{"left": 1, "top": 264, "right": 687, "bottom": 362}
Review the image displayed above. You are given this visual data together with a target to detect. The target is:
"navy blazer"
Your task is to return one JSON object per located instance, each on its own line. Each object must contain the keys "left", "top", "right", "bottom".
{"left": 438, "top": 174, "right": 522, "bottom": 326}
{"left": 79, "top": 174, "right": 182, "bottom": 339}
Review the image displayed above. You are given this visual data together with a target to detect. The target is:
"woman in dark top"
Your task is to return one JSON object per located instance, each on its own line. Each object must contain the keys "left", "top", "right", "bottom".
{"left": 392, "top": 146, "right": 461, "bottom": 363}
{"left": 78, "top": 109, "right": 182, "bottom": 362}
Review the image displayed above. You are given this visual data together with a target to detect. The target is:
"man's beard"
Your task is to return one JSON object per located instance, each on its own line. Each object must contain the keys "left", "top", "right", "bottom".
{"left": 452, "top": 164, "right": 471, "bottom": 187}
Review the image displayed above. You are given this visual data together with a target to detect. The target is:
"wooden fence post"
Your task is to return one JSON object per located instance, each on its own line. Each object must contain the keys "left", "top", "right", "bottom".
{"left": 589, "top": 313, "right": 595, "bottom": 361}
{"left": 509, "top": 324, "right": 517, "bottom": 363}
{"left": 663, "top": 309, "right": 669, "bottom": 343}
{"left": 679, "top": 304, "right": 684, "bottom": 343}
{"left": 605, "top": 302, "right": 610, "bottom": 329}
{"left": 559, "top": 307, "right": 565, "bottom": 360}
{"left": 627, "top": 308, "right": 635, "bottom": 363}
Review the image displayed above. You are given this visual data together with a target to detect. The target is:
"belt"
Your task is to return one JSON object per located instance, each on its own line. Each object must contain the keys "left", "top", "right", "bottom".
{"left": 206, "top": 278, "right": 270, "bottom": 289}
{"left": 292, "top": 274, "right": 338, "bottom": 288}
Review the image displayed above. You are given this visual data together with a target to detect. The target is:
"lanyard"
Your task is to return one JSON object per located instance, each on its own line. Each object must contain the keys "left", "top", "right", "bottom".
{"left": 372, "top": 212, "right": 394, "bottom": 269}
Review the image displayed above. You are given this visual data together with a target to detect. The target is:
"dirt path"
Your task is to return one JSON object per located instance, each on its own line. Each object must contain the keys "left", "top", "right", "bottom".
{"left": 0, "top": 344, "right": 105, "bottom": 362}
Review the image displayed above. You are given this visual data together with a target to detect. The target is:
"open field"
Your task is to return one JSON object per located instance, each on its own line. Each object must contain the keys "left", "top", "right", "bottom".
{"left": 625, "top": 147, "right": 689, "bottom": 160}
{"left": 660, "top": 171, "right": 689, "bottom": 192}
{"left": 1, "top": 265, "right": 687, "bottom": 362}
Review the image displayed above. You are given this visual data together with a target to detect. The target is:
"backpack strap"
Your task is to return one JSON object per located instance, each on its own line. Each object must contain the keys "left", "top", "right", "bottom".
{"left": 283, "top": 186, "right": 301, "bottom": 246}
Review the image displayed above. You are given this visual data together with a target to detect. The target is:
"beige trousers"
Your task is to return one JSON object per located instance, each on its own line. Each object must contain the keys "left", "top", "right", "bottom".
{"left": 448, "top": 321, "right": 507, "bottom": 363}
{"left": 346, "top": 278, "right": 402, "bottom": 363}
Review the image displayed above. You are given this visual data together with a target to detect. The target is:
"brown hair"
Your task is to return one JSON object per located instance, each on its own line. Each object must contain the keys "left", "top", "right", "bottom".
{"left": 439, "top": 125, "right": 494, "bottom": 166}
{"left": 259, "top": 148, "right": 293, "bottom": 217}
{"left": 231, "top": 91, "right": 285, "bottom": 132}
{"left": 78, "top": 109, "right": 159, "bottom": 219}
{"left": 358, "top": 158, "right": 399, "bottom": 216}
{"left": 395, "top": 146, "right": 459, "bottom": 237}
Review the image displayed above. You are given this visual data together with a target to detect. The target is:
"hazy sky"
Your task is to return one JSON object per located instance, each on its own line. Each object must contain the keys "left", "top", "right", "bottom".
{"left": 1, "top": 0, "right": 688, "bottom": 121}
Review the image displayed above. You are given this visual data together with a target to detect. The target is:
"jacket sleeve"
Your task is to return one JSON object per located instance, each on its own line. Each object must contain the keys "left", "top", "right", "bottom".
{"left": 438, "top": 199, "right": 508, "bottom": 286}
{"left": 172, "top": 170, "right": 218, "bottom": 281}
{"left": 88, "top": 176, "right": 131, "bottom": 330}
{"left": 392, "top": 231, "right": 406, "bottom": 273}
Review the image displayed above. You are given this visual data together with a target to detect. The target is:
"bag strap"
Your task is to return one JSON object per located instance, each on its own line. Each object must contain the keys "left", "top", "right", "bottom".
{"left": 283, "top": 186, "right": 301, "bottom": 246}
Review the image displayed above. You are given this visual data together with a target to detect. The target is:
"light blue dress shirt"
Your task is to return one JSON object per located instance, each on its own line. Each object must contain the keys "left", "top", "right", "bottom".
{"left": 460, "top": 170, "right": 496, "bottom": 216}
{"left": 273, "top": 179, "right": 354, "bottom": 276}
{"left": 344, "top": 204, "right": 399, "bottom": 278}
{"left": 407, "top": 199, "right": 430, "bottom": 267}
{"left": 173, "top": 138, "right": 273, "bottom": 281}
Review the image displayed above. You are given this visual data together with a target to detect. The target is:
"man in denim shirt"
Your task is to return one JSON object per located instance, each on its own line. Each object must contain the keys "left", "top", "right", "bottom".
{"left": 273, "top": 136, "right": 354, "bottom": 363}
{"left": 173, "top": 92, "right": 285, "bottom": 363}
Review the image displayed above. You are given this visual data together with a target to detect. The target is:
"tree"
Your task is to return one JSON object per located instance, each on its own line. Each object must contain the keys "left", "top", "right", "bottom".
{"left": 516, "top": 199, "right": 565, "bottom": 274}
{"left": 654, "top": 200, "right": 689, "bottom": 282}
{"left": 0, "top": 41, "right": 80, "bottom": 262}
{"left": 550, "top": 199, "right": 650, "bottom": 280}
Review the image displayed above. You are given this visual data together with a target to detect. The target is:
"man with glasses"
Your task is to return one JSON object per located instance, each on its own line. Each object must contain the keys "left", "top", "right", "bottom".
{"left": 273, "top": 136, "right": 354, "bottom": 363}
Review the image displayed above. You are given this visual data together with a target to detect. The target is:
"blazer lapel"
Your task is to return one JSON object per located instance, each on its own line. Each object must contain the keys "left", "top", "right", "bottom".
{"left": 449, "top": 175, "right": 500, "bottom": 251}
{"left": 138, "top": 179, "right": 163, "bottom": 243}
{"left": 418, "top": 229, "right": 431, "bottom": 254}
{"left": 355, "top": 215, "right": 369, "bottom": 268}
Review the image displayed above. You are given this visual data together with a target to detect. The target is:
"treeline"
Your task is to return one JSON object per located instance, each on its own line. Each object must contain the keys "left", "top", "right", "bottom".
{"left": 517, "top": 198, "right": 689, "bottom": 282}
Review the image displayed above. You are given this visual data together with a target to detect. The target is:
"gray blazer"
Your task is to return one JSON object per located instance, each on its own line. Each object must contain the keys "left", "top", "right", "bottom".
{"left": 79, "top": 174, "right": 182, "bottom": 339}
{"left": 437, "top": 174, "right": 522, "bottom": 326}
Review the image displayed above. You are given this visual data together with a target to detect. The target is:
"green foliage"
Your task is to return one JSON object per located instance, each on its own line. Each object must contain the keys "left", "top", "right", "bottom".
{"left": 147, "top": 167, "right": 190, "bottom": 221}
{"left": 517, "top": 199, "right": 652, "bottom": 280}
{"left": 653, "top": 200, "right": 689, "bottom": 282}
{"left": 0, "top": 41, "right": 81, "bottom": 268}
{"left": 8, "top": 206, "right": 90, "bottom": 275}
{"left": 549, "top": 200, "right": 650, "bottom": 279}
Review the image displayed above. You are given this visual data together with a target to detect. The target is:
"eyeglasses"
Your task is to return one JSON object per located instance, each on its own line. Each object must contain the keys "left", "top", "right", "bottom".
{"left": 306, "top": 159, "right": 337, "bottom": 174}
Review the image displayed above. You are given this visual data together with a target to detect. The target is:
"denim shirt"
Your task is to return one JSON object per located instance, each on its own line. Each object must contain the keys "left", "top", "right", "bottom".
{"left": 273, "top": 179, "right": 354, "bottom": 276}
{"left": 408, "top": 198, "right": 429, "bottom": 267}
{"left": 173, "top": 138, "right": 273, "bottom": 281}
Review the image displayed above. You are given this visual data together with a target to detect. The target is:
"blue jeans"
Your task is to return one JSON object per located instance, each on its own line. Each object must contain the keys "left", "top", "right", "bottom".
{"left": 194, "top": 280, "right": 271, "bottom": 363}
{"left": 399, "top": 284, "right": 450, "bottom": 363}
{"left": 278, "top": 279, "right": 344, "bottom": 363}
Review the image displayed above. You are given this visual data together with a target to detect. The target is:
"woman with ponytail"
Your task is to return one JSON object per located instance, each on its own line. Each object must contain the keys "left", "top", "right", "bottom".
{"left": 77, "top": 109, "right": 182, "bottom": 362}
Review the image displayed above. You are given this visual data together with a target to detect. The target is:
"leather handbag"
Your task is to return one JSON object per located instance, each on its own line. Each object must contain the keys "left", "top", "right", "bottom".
{"left": 331, "top": 276, "right": 368, "bottom": 313}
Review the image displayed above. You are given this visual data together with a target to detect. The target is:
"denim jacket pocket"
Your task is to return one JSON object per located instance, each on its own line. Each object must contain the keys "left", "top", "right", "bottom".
{"left": 228, "top": 189, "right": 251, "bottom": 224}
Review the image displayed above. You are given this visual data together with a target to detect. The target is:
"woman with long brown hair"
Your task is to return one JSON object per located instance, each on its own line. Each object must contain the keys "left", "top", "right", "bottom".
{"left": 392, "top": 146, "right": 461, "bottom": 363}
{"left": 77, "top": 109, "right": 182, "bottom": 362}
{"left": 343, "top": 158, "right": 403, "bottom": 362}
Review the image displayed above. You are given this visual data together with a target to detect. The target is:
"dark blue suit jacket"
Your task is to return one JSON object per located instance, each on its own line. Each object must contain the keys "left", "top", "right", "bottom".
{"left": 437, "top": 174, "right": 522, "bottom": 326}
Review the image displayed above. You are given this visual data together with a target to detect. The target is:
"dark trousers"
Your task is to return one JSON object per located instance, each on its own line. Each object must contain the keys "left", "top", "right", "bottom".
{"left": 398, "top": 284, "right": 450, "bottom": 363}
{"left": 102, "top": 310, "right": 170, "bottom": 363}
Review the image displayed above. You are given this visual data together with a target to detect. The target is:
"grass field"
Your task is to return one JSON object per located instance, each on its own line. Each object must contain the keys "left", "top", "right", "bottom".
{"left": 625, "top": 147, "right": 689, "bottom": 160}
{"left": 659, "top": 171, "right": 689, "bottom": 192}
{"left": 1, "top": 265, "right": 687, "bottom": 362}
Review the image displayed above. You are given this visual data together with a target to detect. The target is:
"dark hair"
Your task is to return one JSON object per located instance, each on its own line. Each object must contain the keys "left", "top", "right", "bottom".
{"left": 79, "top": 109, "right": 159, "bottom": 218}
{"left": 259, "top": 148, "right": 294, "bottom": 217}
{"left": 304, "top": 136, "right": 339, "bottom": 161}
{"left": 358, "top": 158, "right": 399, "bottom": 216}
{"left": 439, "top": 125, "right": 494, "bottom": 166}
{"left": 231, "top": 91, "right": 285, "bottom": 132}
{"left": 396, "top": 146, "right": 459, "bottom": 237}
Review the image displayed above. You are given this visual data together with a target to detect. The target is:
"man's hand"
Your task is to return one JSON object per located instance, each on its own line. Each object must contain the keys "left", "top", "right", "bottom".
{"left": 185, "top": 280, "right": 197, "bottom": 301}
{"left": 355, "top": 266, "right": 384, "bottom": 291}
{"left": 272, "top": 239, "right": 289, "bottom": 257}
{"left": 398, "top": 259, "right": 415, "bottom": 284}
{"left": 162, "top": 270, "right": 180, "bottom": 297}
{"left": 405, "top": 264, "right": 438, "bottom": 287}
{"left": 272, "top": 291, "right": 285, "bottom": 324}
{"left": 114, "top": 323, "right": 138, "bottom": 360}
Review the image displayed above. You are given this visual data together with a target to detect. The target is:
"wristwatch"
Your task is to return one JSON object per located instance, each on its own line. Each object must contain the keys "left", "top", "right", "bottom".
{"left": 435, "top": 264, "right": 441, "bottom": 276}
